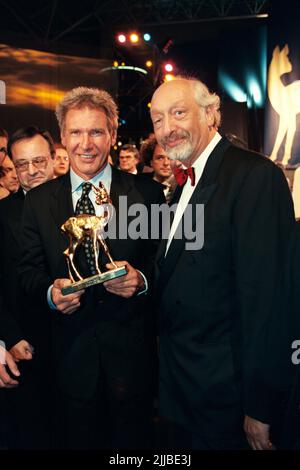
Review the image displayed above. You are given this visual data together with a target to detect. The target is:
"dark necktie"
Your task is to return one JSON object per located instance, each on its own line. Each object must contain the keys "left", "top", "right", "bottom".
{"left": 173, "top": 166, "right": 195, "bottom": 187}
{"left": 75, "top": 182, "right": 97, "bottom": 275}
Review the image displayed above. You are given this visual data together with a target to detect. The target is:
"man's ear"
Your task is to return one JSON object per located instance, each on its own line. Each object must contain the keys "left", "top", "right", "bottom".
{"left": 111, "top": 129, "right": 117, "bottom": 146}
{"left": 205, "top": 106, "right": 214, "bottom": 127}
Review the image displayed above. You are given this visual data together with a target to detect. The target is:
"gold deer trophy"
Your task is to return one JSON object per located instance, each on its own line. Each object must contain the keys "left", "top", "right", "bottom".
{"left": 61, "top": 182, "right": 126, "bottom": 295}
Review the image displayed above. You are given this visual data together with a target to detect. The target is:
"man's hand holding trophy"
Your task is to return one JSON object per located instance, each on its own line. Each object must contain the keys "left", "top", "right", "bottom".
{"left": 61, "top": 182, "right": 126, "bottom": 295}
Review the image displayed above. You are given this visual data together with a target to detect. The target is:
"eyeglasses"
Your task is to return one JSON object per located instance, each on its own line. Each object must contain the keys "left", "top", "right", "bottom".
{"left": 0, "top": 147, "right": 7, "bottom": 156}
{"left": 14, "top": 156, "right": 49, "bottom": 171}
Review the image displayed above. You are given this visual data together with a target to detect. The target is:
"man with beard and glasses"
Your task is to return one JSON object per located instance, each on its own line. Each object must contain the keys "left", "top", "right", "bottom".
{"left": 150, "top": 76, "right": 295, "bottom": 450}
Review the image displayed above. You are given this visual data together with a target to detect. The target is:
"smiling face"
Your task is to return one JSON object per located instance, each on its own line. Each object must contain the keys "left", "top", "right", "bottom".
{"left": 61, "top": 106, "right": 116, "bottom": 180}
{"left": 150, "top": 80, "right": 216, "bottom": 167}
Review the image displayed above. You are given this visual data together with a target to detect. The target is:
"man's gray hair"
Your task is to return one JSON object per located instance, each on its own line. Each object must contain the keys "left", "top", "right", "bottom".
{"left": 56, "top": 87, "right": 119, "bottom": 134}
{"left": 176, "top": 76, "right": 221, "bottom": 128}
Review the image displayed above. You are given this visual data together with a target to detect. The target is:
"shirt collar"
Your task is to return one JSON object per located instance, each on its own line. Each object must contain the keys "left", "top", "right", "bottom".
{"left": 70, "top": 163, "right": 112, "bottom": 194}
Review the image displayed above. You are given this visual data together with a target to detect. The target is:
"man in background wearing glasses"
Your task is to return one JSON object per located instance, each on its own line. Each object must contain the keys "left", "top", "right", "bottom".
{"left": 0, "top": 125, "right": 55, "bottom": 448}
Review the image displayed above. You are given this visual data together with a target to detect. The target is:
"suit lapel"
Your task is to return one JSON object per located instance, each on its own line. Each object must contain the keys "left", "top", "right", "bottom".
{"left": 50, "top": 173, "right": 73, "bottom": 248}
{"left": 109, "top": 166, "right": 133, "bottom": 209}
{"left": 107, "top": 167, "right": 135, "bottom": 254}
{"left": 157, "top": 137, "right": 231, "bottom": 292}
{"left": 7, "top": 189, "right": 25, "bottom": 248}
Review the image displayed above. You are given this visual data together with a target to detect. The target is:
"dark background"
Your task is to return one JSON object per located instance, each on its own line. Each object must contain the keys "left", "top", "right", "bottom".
{"left": 0, "top": 0, "right": 270, "bottom": 151}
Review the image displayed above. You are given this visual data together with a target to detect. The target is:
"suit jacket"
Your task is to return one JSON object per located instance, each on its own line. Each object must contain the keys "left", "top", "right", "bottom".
{"left": 155, "top": 138, "right": 295, "bottom": 438}
{"left": 276, "top": 222, "right": 300, "bottom": 448}
{"left": 0, "top": 189, "right": 25, "bottom": 349}
{"left": 18, "top": 166, "right": 164, "bottom": 400}
{"left": 0, "top": 188, "right": 49, "bottom": 353}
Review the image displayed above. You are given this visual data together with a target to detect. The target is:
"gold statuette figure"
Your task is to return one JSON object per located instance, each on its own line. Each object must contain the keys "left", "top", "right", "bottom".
{"left": 61, "top": 182, "right": 126, "bottom": 295}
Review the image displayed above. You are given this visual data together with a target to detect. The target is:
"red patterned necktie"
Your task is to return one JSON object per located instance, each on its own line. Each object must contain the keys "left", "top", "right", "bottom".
{"left": 173, "top": 166, "right": 195, "bottom": 187}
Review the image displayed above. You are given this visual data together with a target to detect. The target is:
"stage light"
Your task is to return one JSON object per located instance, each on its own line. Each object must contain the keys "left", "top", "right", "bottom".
{"left": 130, "top": 33, "right": 139, "bottom": 44}
{"left": 143, "top": 33, "right": 151, "bottom": 42}
{"left": 247, "top": 75, "right": 263, "bottom": 107}
{"left": 117, "top": 34, "right": 126, "bottom": 44}
{"left": 147, "top": 102, "right": 151, "bottom": 108}
{"left": 164, "top": 63, "right": 173, "bottom": 72}
{"left": 113, "top": 60, "right": 119, "bottom": 67}
{"left": 146, "top": 60, "right": 153, "bottom": 68}
{"left": 219, "top": 71, "right": 247, "bottom": 103}
{"left": 118, "top": 141, "right": 122, "bottom": 146}
{"left": 164, "top": 74, "right": 175, "bottom": 82}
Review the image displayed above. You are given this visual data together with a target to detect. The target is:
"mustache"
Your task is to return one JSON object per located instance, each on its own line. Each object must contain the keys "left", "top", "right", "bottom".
{"left": 161, "top": 130, "right": 190, "bottom": 147}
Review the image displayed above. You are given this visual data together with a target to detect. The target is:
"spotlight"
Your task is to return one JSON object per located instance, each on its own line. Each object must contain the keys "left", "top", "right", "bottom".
{"left": 146, "top": 60, "right": 153, "bottom": 68}
{"left": 164, "top": 74, "right": 175, "bottom": 82}
{"left": 143, "top": 33, "right": 151, "bottom": 42}
{"left": 164, "top": 63, "right": 173, "bottom": 73}
{"left": 130, "top": 33, "right": 139, "bottom": 44}
{"left": 117, "top": 34, "right": 126, "bottom": 44}
{"left": 113, "top": 60, "right": 119, "bottom": 67}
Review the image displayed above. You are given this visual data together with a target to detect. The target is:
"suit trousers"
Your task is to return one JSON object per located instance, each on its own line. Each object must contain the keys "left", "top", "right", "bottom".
{"left": 54, "top": 312, "right": 157, "bottom": 449}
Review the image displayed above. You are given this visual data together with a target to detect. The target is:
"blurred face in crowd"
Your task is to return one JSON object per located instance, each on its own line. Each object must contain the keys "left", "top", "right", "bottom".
{"left": 54, "top": 147, "right": 70, "bottom": 177}
{"left": 119, "top": 150, "right": 138, "bottom": 174}
{"left": 150, "top": 144, "right": 172, "bottom": 182}
{"left": 11, "top": 134, "right": 54, "bottom": 192}
{"left": 61, "top": 106, "right": 116, "bottom": 180}
{"left": 151, "top": 80, "right": 215, "bottom": 167}
{"left": 0, "top": 136, "right": 8, "bottom": 165}
{"left": 0, "top": 155, "right": 19, "bottom": 193}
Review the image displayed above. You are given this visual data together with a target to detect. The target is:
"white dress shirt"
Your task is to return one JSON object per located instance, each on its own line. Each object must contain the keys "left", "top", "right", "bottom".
{"left": 165, "top": 132, "right": 222, "bottom": 255}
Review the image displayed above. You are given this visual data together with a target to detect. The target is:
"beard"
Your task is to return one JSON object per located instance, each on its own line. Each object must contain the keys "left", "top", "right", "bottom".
{"left": 161, "top": 131, "right": 193, "bottom": 162}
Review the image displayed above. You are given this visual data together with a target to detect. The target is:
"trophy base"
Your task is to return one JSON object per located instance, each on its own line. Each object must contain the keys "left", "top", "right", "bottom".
{"left": 61, "top": 266, "right": 127, "bottom": 295}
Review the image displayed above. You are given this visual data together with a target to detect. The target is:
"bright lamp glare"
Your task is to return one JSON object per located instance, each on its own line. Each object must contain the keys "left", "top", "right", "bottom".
{"left": 164, "top": 74, "right": 174, "bottom": 82}
{"left": 143, "top": 33, "right": 151, "bottom": 42}
{"left": 165, "top": 63, "right": 173, "bottom": 72}
{"left": 117, "top": 34, "right": 126, "bottom": 44}
{"left": 130, "top": 33, "right": 139, "bottom": 43}
{"left": 247, "top": 76, "right": 263, "bottom": 106}
{"left": 219, "top": 71, "right": 247, "bottom": 103}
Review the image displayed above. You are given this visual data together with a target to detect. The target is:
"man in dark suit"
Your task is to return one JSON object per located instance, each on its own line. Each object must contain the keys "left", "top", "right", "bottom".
{"left": 150, "top": 77, "right": 295, "bottom": 450}
{"left": 18, "top": 87, "right": 164, "bottom": 449}
{"left": 0, "top": 126, "right": 55, "bottom": 447}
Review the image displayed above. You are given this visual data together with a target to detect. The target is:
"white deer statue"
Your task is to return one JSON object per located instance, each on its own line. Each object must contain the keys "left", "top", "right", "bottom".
{"left": 268, "top": 44, "right": 300, "bottom": 166}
